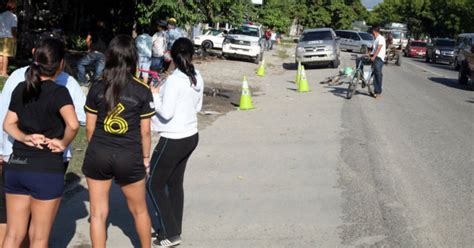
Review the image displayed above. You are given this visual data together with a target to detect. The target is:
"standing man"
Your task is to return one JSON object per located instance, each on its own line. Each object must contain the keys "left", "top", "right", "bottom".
{"left": 0, "top": 0, "right": 17, "bottom": 77}
{"left": 370, "top": 26, "right": 386, "bottom": 99}
{"left": 77, "top": 19, "right": 110, "bottom": 85}
{"left": 151, "top": 20, "right": 168, "bottom": 73}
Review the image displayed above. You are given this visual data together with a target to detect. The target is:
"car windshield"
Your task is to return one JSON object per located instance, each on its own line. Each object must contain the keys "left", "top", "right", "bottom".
{"left": 301, "top": 31, "right": 333, "bottom": 41}
{"left": 230, "top": 27, "right": 259, "bottom": 37}
{"left": 392, "top": 31, "right": 401, "bottom": 39}
{"left": 410, "top": 42, "right": 427, "bottom": 47}
{"left": 435, "top": 40, "right": 455, "bottom": 47}
{"left": 359, "top": 32, "right": 373, "bottom": 40}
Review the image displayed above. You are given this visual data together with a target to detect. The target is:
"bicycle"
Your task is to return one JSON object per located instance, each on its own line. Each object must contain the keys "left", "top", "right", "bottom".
{"left": 347, "top": 54, "right": 375, "bottom": 99}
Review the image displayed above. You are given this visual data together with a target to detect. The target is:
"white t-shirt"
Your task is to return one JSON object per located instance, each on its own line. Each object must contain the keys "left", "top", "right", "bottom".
{"left": 271, "top": 32, "right": 277, "bottom": 41}
{"left": 0, "top": 11, "right": 17, "bottom": 38}
{"left": 372, "top": 34, "right": 386, "bottom": 61}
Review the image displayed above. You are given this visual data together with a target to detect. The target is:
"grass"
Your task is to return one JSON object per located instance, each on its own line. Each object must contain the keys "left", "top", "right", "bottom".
{"left": 67, "top": 127, "right": 88, "bottom": 175}
{"left": 0, "top": 76, "right": 6, "bottom": 91}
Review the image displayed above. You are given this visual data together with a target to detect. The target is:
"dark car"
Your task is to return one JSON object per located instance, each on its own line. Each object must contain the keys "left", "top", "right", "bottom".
{"left": 458, "top": 36, "right": 473, "bottom": 88}
{"left": 426, "top": 38, "right": 456, "bottom": 64}
{"left": 404, "top": 40, "right": 427, "bottom": 58}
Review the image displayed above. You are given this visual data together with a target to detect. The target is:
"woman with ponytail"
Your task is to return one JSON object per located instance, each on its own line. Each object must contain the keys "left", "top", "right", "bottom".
{"left": 148, "top": 37, "right": 203, "bottom": 247}
{"left": 2, "top": 38, "right": 79, "bottom": 247}
{"left": 82, "top": 35, "right": 155, "bottom": 248}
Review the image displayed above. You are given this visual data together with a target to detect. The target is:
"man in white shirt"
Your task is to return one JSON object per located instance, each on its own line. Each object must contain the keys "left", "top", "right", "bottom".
{"left": 0, "top": 0, "right": 17, "bottom": 77}
{"left": 370, "top": 26, "right": 386, "bottom": 98}
{"left": 151, "top": 20, "right": 168, "bottom": 73}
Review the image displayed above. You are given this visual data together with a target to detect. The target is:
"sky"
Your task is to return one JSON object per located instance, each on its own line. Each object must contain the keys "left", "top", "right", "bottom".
{"left": 362, "top": 0, "right": 383, "bottom": 9}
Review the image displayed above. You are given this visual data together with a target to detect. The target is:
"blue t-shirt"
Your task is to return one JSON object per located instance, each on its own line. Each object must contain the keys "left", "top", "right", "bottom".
{"left": 167, "top": 28, "right": 184, "bottom": 50}
{"left": 136, "top": 34, "right": 153, "bottom": 58}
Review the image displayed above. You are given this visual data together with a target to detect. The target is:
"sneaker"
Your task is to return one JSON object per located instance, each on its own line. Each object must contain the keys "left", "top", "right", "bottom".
{"left": 153, "top": 235, "right": 182, "bottom": 247}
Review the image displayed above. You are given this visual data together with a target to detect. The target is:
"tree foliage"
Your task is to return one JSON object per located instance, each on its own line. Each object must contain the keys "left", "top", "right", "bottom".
{"left": 368, "top": 0, "right": 473, "bottom": 38}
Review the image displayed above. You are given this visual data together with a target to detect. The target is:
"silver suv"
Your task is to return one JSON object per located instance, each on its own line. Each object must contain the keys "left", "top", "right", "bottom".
{"left": 295, "top": 28, "right": 340, "bottom": 68}
{"left": 336, "top": 30, "right": 373, "bottom": 54}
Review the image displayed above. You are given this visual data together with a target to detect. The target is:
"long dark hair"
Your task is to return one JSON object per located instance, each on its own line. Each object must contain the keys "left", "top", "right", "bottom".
{"left": 171, "top": 38, "right": 197, "bottom": 86}
{"left": 24, "top": 38, "right": 65, "bottom": 104}
{"left": 103, "top": 35, "right": 138, "bottom": 112}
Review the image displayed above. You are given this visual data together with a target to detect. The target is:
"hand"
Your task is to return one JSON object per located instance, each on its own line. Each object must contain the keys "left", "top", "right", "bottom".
{"left": 150, "top": 83, "right": 160, "bottom": 94}
{"left": 144, "top": 157, "right": 150, "bottom": 175}
{"left": 23, "top": 134, "right": 46, "bottom": 149}
{"left": 45, "top": 138, "right": 66, "bottom": 153}
{"left": 371, "top": 56, "right": 376, "bottom": 62}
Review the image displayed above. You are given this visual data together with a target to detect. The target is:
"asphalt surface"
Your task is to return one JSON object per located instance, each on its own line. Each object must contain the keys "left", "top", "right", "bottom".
{"left": 49, "top": 49, "right": 473, "bottom": 247}
{"left": 335, "top": 55, "right": 473, "bottom": 247}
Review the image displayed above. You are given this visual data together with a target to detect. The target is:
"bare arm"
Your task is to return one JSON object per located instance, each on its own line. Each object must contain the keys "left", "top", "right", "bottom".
{"left": 47, "top": 105, "right": 80, "bottom": 152}
{"left": 3, "top": 111, "right": 45, "bottom": 149}
{"left": 86, "top": 34, "right": 92, "bottom": 50}
{"left": 11, "top": 27, "right": 17, "bottom": 40}
{"left": 85, "top": 112, "right": 97, "bottom": 142}
{"left": 372, "top": 43, "right": 383, "bottom": 61}
{"left": 140, "top": 118, "right": 152, "bottom": 171}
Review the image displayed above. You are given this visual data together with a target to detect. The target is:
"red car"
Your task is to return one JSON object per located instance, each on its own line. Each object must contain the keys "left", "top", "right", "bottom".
{"left": 404, "top": 40, "right": 427, "bottom": 58}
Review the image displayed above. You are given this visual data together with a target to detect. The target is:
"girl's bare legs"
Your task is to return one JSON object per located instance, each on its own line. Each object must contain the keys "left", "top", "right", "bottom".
{"left": 86, "top": 178, "right": 112, "bottom": 248}
{"left": 2, "top": 194, "right": 30, "bottom": 248}
{"left": 121, "top": 179, "right": 151, "bottom": 248}
{"left": 28, "top": 197, "right": 61, "bottom": 248}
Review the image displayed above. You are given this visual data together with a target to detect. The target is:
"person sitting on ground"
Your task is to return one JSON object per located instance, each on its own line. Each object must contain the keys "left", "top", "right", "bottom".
{"left": 77, "top": 19, "right": 110, "bottom": 85}
{"left": 0, "top": 0, "right": 17, "bottom": 77}
{"left": 136, "top": 24, "right": 153, "bottom": 83}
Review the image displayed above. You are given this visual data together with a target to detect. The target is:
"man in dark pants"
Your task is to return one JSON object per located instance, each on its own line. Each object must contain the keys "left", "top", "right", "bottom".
{"left": 370, "top": 26, "right": 386, "bottom": 99}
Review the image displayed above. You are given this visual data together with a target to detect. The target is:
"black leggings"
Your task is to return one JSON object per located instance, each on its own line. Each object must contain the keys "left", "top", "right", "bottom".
{"left": 147, "top": 133, "right": 199, "bottom": 239}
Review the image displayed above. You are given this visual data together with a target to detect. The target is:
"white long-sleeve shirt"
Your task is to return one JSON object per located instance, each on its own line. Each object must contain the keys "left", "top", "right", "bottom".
{"left": 153, "top": 69, "right": 203, "bottom": 139}
{"left": 0, "top": 66, "right": 86, "bottom": 161}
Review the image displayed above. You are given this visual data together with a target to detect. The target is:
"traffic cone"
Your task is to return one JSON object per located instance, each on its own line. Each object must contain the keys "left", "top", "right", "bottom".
{"left": 257, "top": 59, "right": 265, "bottom": 77}
{"left": 297, "top": 66, "right": 309, "bottom": 93}
{"left": 239, "top": 76, "right": 255, "bottom": 110}
{"left": 295, "top": 61, "right": 301, "bottom": 85}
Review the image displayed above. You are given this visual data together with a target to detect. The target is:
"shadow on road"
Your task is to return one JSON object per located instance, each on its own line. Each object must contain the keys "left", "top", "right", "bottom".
{"left": 282, "top": 62, "right": 297, "bottom": 71}
{"left": 50, "top": 179, "right": 161, "bottom": 247}
{"left": 428, "top": 77, "right": 473, "bottom": 91}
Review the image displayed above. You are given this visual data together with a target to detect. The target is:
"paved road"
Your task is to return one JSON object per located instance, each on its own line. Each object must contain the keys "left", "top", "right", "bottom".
{"left": 335, "top": 54, "right": 473, "bottom": 247}
{"left": 49, "top": 50, "right": 473, "bottom": 247}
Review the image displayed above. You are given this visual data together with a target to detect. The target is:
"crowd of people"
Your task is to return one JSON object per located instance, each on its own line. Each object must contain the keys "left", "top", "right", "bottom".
{"left": 0, "top": 14, "right": 203, "bottom": 248}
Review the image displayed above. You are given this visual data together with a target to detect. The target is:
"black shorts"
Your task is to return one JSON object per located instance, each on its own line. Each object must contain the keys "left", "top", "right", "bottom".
{"left": 82, "top": 143, "right": 146, "bottom": 185}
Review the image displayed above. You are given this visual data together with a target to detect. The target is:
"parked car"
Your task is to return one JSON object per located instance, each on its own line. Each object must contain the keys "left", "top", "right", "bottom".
{"left": 453, "top": 33, "right": 474, "bottom": 70}
{"left": 426, "top": 38, "right": 456, "bottom": 64}
{"left": 458, "top": 35, "right": 473, "bottom": 88}
{"left": 295, "top": 28, "right": 340, "bottom": 68}
{"left": 193, "top": 29, "right": 225, "bottom": 50}
{"left": 403, "top": 40, "right": 427, "bottom": 58}
{"left": 222, "top": 24, "right": 265, "bottom": 64}
{"left": 335, "top": 30, "right": 373, "bottom": 54}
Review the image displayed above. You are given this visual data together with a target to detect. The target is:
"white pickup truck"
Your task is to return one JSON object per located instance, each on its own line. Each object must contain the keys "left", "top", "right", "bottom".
{"left": 222, "top": 24, "right": 265, "bottom": 64}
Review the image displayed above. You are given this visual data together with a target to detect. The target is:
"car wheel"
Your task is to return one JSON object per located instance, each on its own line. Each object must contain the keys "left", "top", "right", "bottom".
{"left": 396, "top": 55, "right": 402, "bottom": 66}
{"left": 201, "top": 40, "right": 213, "bottom": 50}
{"left": 331, "top": 58, "right": 340, "bottom": 68}
{"left": 459, "top": 65, "right": 469, "bottom": 85}
{"left": 453, "top": 59, "right": 460, "bottom": 71}
{"left": 254, "top": 53, "right": 262, "bottom": 64}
